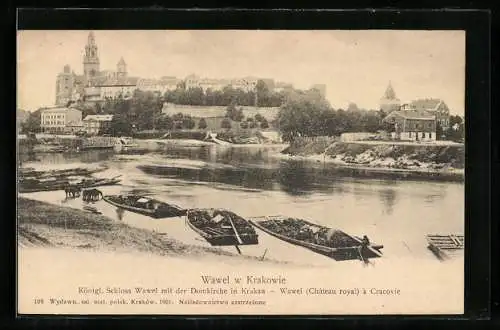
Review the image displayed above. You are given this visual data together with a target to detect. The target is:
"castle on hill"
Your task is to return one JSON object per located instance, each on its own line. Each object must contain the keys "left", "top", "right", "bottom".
{"left": 55, "top": 32, "right": 326, "bottom": 107}
{"left": 55, "top": 32, "right": 138, "bottom": 106}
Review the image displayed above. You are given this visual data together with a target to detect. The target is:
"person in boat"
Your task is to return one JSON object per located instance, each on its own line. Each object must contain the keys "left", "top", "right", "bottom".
{"left": 359, "top": 235, "right": 371, "bottom": 265}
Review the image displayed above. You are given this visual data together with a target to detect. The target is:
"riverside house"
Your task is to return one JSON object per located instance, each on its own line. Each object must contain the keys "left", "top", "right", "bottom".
{"left": 40, "top": 107, "right": 82, "bottom": 134}
{"left": 410, "top": 98, "right": 451, "bottom": 130}
{"left": 383, "top": 109, "right": 437, "bottom": 142}
{"left": 83, "top": 114, "right": 113, "bottom": 135}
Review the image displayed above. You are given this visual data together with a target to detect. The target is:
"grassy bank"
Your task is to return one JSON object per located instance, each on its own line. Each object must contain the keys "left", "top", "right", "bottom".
{"left": 17, "top": 197, "right": 279, "bottom": 263}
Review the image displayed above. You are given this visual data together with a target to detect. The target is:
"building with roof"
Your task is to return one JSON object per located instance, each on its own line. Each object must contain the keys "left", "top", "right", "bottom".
{"left": 40, "top": 107, "right": 83, "bottom": 134}
{"left": 83, "top": 114, "right": 114, "bottom": 135}
{"left": 55, "top": 32, "right": 139, "bottom": 106}
{"left": 379, "top": 81, "right": 401, "bottom": 113}
{"left": 382, "top": 108, "right": 436, "bottom": 141}
{"left": 410, "top": 98, "right": 451, "bottom": 130}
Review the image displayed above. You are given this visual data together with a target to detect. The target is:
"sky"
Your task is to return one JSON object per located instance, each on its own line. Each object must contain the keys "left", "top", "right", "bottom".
{"left": 17, "top": 30, "right": 465, "bottom": 115}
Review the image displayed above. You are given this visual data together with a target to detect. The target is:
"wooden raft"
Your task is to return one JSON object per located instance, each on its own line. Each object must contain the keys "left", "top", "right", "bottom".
{"left": 426, "top": 234, "right": 464, "bottom": 260}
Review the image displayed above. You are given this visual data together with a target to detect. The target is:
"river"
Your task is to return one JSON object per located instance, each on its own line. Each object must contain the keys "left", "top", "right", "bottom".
{"left": 19, "top": 144, "right": 464, "bottom": 266}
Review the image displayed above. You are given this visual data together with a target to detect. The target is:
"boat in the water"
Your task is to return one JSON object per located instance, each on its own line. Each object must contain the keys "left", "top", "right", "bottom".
{"left": 426, "top": 234, "right": 464, "bottom": 261}
{"left": 186, "top": 209, "right": 259, "bottom": 250}
{"left": 249, "top": 216, "right": 384, "bottom": 261}
{"left": 76, "top": 176, "right": 122, "bottom": 188}
{"left": 18, "top": 175, "right": 121, "bottom": 193}
{"left": 19, "top": 166, "right": 105, "bottom": 179}
{"left": 102, "top": 194, "right": 187, "bottom": 218}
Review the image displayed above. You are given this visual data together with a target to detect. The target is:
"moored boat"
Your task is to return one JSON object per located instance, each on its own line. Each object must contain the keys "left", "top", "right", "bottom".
{"left": 186, "top": 208, "right": 259, "bottom": 248}
{"left": 426, "top": 234, "right": 464, "bottom": 261}
{"left": 249, "top": 216, "right": 383, "bottom": 261}
{"left": 102, "top": 194, "right": 186, "bottom": 218}
{"left": 76, "top": 176, "right": 122, "bottom": 188}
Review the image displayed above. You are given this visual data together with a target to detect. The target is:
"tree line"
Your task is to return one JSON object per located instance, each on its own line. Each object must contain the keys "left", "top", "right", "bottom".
{"left": 163, "top": 80, "right": 284, "bottom": 107}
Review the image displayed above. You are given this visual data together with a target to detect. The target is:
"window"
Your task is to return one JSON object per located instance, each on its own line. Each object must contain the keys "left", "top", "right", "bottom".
{"left": 409, "top": 132, "right": 412, "bottom": 138}
{"left": 428, "top": 132, "right": 431, "bottom": 138}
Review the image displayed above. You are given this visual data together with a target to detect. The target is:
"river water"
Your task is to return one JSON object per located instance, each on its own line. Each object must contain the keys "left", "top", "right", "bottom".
{"left": 19, "top": 144, "right": 464, "bottom": 266}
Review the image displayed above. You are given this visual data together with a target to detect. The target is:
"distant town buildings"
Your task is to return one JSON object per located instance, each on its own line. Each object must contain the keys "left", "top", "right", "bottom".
{"left": 54, "top": 31, "right": 310, "bottom": 107}
{"left": 379, "top": 82, "right": 452, "bottom": 141}
{"left": 40, "top": 107, "right": 83, "bottom": 134}
{"left": 83, "top": 114, "right": 114, "bottom": 135}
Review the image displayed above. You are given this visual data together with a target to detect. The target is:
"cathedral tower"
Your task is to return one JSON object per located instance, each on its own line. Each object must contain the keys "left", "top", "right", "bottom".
{"left": 83, "top": 31, "right": 100, "bottom": 86}
{"left": 55, "top": 64, "right": 74, "bottom": 106}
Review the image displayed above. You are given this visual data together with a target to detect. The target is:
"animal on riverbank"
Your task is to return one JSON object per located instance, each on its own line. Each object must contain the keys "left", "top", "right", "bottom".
{"left": 64, "top": 185, "right": 81, "bottom": 198}
{"left": 82, "top": 189, "right": 102, "bottom": 202}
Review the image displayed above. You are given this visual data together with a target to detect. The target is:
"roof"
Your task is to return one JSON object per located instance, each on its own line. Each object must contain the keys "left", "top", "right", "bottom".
{"left": 383, "top": 110, "right": 435, "bottom": 121}
{"left": 410, "top": 98, "right": 443, "bottom": 111}
{"left": 83, "top": 115, "right": 114, "bottom": 122}
{"left": 41, "top": 107, "right": 81, "bottom": 113}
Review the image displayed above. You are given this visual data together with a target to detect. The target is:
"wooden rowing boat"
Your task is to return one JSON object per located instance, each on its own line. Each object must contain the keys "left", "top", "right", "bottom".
{"left": 186, "top": 209, "right": 259, "bottom": 248}
{"left": 18, "top": 176, "right": 121, "bottom": 193}
{"left": 102, "top": 194, "right": 187, "bottom": 219}
{"left": 76, "top": 176, "right": 122, "bottom": 188}
{"left": 426, "top": 234, "right": 464, "bottom": 260}
{"left": 249, "top": 216, "right": 384, "bottom": 261}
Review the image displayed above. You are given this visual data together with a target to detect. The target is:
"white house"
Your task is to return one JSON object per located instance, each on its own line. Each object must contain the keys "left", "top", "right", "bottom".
{"left": 40, "top": 107, "right": 82, "bottom": 134}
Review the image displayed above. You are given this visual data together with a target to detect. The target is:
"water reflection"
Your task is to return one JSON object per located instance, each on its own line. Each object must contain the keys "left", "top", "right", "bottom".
{"left": 378, "top": 188, "right": 397, "bottom": 215}
{"left": 19, "top": 150, "right": 115, "bottom": 165}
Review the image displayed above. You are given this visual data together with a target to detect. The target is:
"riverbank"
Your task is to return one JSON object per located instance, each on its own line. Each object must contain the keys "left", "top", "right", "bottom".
{"left": 17, "top": 197, "right": 284, "bottom": 264}
{"left": 280, "top": 140, "right": 464, "bottom": 182}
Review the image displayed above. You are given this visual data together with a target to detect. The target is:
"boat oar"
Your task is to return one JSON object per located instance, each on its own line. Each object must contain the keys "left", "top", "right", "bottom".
{"left": 228, "top": 215, "right": 244, "bottom": 245}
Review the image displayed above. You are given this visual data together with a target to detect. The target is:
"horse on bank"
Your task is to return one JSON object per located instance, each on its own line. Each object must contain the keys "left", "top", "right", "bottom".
{"left": 64, "top": 185, "right": 81, "bottom": 198}
{"left": 82, "top": 189, "right": 102, "bottom": 202}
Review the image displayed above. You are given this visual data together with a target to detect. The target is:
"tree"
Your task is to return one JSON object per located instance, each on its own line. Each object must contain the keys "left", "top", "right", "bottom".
{"left": 347, "top": 102, "right": 359, "bottom": 112}
{"left": 221, "top": 118, "right": 232, "bottom": 129}
{"left": 436, "top": 122, "right": 444, "bottom": 140}
{"left": 198, "top": 118, "right": 207, "bottom": 129}
{"left": 254, "top": 113, "right": 264, "bottom": 122}
{"left": 277, "top": 97, "right": 333, "bottom": 141}
{"left": 182, "top": 115, "right": 196, "bottom": 129}
{"left": 449, "top": 115, "right": 463, "bottom": 127}
{"left": 225, "top": 103, "right": 244, "bottom": 122}
{"left": 21, "top": 109, "right": 42, "bottom": 133}
{"left": 260, "top": 118, "right": 269, "bottom": 129}
{"left": 156, "top": 115, "right": 174, "bottom": 130}
{"left": 107, "top": 114, "right": 132, "bottom": 136}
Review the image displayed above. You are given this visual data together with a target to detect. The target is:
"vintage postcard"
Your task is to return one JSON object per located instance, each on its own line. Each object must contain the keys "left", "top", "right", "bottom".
{"left": 17, "top": 30, "right": 465, "bottom": 315}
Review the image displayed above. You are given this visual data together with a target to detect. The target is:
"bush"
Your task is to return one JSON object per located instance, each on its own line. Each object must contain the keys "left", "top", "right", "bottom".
{"left": 260, "top": 118, "right": 269, "bottom": 129}
{"left": 221, "top": 118, "right": 232, "bottom": 129}
{"left": 198, "top": 118, "right": 207, "bottom": 129}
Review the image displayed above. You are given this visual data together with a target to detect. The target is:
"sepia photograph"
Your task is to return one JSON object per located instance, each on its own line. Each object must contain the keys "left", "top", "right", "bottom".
{"left": 17, "top": 29, "right": 465, "bottom": 315}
